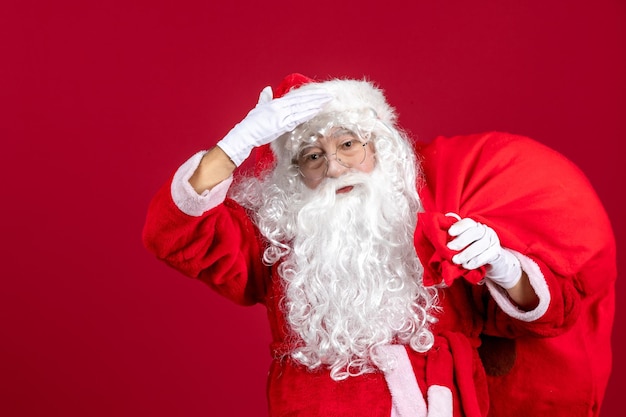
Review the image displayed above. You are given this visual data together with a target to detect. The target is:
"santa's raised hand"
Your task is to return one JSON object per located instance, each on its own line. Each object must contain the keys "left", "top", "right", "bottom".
{"left": 217, "top": 85, "right": 332, "bottom": 166}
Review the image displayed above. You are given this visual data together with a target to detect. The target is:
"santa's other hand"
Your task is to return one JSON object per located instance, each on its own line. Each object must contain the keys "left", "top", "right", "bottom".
{"left": 447, "top": 217, "right": 522, "bottom": 289}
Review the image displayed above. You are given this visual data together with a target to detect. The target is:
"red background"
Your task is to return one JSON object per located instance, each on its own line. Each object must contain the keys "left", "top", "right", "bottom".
{"left": 1, "top": 1, "right": 624, "bottom": 416}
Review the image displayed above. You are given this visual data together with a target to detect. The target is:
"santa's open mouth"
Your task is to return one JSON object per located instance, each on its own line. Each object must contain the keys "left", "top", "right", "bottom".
{"left": 336, "top": 185, "right": 354, "bottom": 194}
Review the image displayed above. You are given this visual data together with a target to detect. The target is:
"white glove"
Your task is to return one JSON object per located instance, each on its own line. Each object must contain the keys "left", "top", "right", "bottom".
{"left": 216, "top": 85, "right": 332, "bottom": 166}
{"left": 446, "top": 216, "right": 522, "bottom": 289}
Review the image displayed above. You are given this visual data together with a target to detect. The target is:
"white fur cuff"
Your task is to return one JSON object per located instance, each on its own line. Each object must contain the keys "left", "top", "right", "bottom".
{"left": 485, "top": 249, "right": 550, "bottom": 322}
{"left": 170, "top": 151, "right": 233, "bottom": 217}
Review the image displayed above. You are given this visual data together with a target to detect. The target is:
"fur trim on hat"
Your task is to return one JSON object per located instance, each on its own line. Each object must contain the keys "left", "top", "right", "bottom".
{"left": 296, "top": 78, "right": 397, "bottom": 126}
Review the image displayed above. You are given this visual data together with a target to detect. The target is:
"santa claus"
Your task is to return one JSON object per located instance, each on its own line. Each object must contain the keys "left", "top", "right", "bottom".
{"left": 143, "top": 73, "right": 615, "bottom": 416}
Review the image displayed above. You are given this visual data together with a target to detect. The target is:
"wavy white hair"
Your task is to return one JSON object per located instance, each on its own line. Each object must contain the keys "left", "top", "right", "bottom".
{"left": 230, "top": 84, "right": 437, "bottom": 380}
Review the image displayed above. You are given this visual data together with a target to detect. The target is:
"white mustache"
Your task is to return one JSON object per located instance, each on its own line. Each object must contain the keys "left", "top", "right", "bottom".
{"left": 318, "top": 172, "right": 371, "bottom": 194}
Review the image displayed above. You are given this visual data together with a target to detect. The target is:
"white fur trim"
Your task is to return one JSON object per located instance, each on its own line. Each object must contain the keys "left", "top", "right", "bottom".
{"left": 170, "top": 151, "right": 233, "bottom": 217}
{"left": 426, "top": 385, "right": 453, "bottom": 417}
{"left": 296, "top": 78, "right": 396, "bottom": 124}
{"left": 484, "top": 249, "right": 550, "bottom": 322}
{"left": 381, "top": 345, "right": 427, "bottom": 417}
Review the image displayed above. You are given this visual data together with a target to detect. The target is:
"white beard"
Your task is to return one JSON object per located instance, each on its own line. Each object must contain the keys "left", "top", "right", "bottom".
{"left": 277, "top": 167, "right": 435, "bottom": 380}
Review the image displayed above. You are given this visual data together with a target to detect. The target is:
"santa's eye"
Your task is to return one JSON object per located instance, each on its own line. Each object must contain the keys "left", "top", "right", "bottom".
{"left": 339, "top": 140, "right": 354, "bottom": 150}
{"left": 299, "top": 149, "right": 325, "bottom": 166}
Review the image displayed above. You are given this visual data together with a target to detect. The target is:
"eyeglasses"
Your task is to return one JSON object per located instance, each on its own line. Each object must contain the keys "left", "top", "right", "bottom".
{"left": 296, "top": 138, "right": 369, "bottom": 180}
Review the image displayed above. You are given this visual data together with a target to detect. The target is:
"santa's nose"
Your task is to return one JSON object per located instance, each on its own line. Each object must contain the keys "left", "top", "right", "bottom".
{"left": 325, "top": 157, "right": 349, "bottom": 178}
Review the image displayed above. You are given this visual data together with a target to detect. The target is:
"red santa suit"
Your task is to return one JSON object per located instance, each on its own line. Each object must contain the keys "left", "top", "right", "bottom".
{"left": 143, "top": 127, "right": 615, "bottom": 416}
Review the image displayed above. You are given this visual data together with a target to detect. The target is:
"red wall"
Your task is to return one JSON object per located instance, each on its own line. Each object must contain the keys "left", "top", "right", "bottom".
{"left": 2, "top": 1, "right": 624, "bottom": 416}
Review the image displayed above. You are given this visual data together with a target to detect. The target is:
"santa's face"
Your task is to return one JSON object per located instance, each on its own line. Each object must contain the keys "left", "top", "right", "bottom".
{"left": 296, "top": 130, "right": 377, "bottom": 190}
